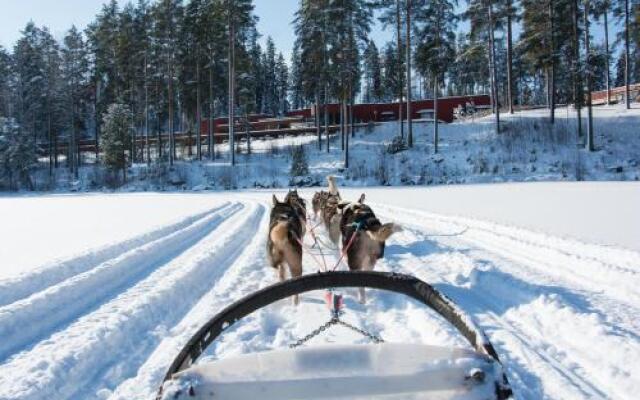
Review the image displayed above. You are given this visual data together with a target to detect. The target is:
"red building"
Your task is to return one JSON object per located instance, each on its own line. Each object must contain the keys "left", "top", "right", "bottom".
{"left": 288, "top": 94, "right": 490, "bottom": 124}
{"left": 591, "top": 84, "right": 640, "bottom": 105}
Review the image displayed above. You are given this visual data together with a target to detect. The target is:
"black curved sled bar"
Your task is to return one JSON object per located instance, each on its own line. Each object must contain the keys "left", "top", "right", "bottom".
{"left": 161, "top": 271, "right": 512, "bottom": 399}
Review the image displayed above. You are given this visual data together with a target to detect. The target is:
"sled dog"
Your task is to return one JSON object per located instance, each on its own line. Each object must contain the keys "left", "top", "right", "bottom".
{"left": 311, "top": 190, "right": 330, "bottom": 220}
{"left": 267, "top": 195, "right": 304, "bottom": 305}
{"left": 284, "top": 189, "right": 307, "bottom": 237}
{"left": 321, "top": 176, "right": 344, "bottom": 245}
{"left": 339, "top": 194, "right": 402, "bottom": 303}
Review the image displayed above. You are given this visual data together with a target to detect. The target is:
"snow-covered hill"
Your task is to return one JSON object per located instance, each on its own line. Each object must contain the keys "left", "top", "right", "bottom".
{"left": 0, "top": 183, "right": 638, "bottom": 399}
{"left": 27, "top": 103, "right": 640, "bottom": 192}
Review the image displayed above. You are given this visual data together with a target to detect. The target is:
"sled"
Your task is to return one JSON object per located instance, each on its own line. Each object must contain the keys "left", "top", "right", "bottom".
{"left": 158, "top": 271, "right": 513, "bottom": 400}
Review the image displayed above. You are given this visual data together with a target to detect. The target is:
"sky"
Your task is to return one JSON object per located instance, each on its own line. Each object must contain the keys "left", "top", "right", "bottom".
{"left": 0, "top": 0, "right": 620, "bottom": 61}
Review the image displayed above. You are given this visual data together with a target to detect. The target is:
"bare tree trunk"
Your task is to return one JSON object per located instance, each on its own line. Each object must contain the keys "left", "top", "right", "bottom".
{"left": 507, "top": 0, "right": 515, "bottom": 114}
{"left": 549, "top": 0, "right": 556, "bottom": 124}
{"left": 340, "top": 96, "right": 345, "bottom": 151}
{"left": 228, "top": 6, "right": 236, "bottom": 166}
{"left": 396, "top": 0, "right": 404, "bottom": 139}
{"left": 406, "top": 0, "right": 413, "bottom": 147}
{"left": 434, "top": 76, "right": 439, "bottom": 154}
{"left": 144, "top": 57, "right": 150, "bottom": 165}
{"left": 168, "top": 55, "right": 174, "bottom": 166}
{"left": 624, "top": 0, "right": 631, "bottom": 109}
{"left": 94, "top": 80, "right": 100, "bottom": 161}
{"left": 209, "top": 47, "right": 215, "bottom": 160}
{"left": 325, "top": 87, "right": 330, "bottom": 153}
{"left": 573, "top": 0, "right": 583, "bottom": 138}
{"left": 603, "top": 9, "right": 611, "bottom": 104}
{"left": 156, "top": 82, "right": 162, "bottom": 160}
{"left": 487, "top": 0, "right": 500, "bottom": 134}
{"left": 315, "top": 90, "right": 321, "bottom": 150}
{"left": 584, "top": 0, "right": 595, "bottom": 151}
{"left": 196, "top": 49, "right": 202, "bottom": 161}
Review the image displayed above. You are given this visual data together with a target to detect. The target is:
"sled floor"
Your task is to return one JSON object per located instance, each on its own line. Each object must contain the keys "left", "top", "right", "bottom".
{"left": 162, "top": 343, "right": 501, "bottom": 400}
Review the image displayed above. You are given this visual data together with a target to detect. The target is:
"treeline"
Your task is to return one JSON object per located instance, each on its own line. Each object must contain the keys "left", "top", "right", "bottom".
{"left": 0, "top": 0, "right": 639, "bottom": 190}
{"left": 0, "top": 0, "right": 289, "bottom": 188}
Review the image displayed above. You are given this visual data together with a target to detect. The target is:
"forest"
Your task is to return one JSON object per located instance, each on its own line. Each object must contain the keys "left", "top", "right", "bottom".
{"left": 0, "top": 0, "right": 638, "bottom": 190}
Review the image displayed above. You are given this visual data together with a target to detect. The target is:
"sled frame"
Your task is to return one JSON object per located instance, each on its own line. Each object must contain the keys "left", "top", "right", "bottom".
{"left": 161, "top": 271, "right": 512, "bottom": 399}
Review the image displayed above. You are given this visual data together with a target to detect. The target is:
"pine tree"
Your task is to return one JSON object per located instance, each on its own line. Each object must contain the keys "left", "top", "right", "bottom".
{"left": 465, "top": 0, "right": 501, "bottom": 133}
{"left": 289, "top": 43, "right": 305, "bottom": 110}
{"left": 86, "top": 0, "right": 121, "bottom": 157}
{"left": 61, "top": 26, "right": 90, "bottom": 179}
{"left": 592, "top": 0, "right": 613, "bottom": 103}
{"left": 414, "top": 0, "right": 457, "bottom": 153}
{"left": 363, "top": 40, "right": 383, "bottom": 102}
{"left": 0, "top": 47, "right": 12, "bottom": 123}
{"left": 377, "top": 0, "right": 406, "bottom": 138}
{"left": 276, "top": 53, "right": 290, "bottom": 115}
{"left": 101, "top": 103, "right": 132, "bottom": 183}
{"left": 614, "top": 50, "right": 627, "bottom": 86}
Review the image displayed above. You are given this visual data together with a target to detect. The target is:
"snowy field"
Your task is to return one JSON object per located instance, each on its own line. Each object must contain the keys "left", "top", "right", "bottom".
{"left": 0, "top": 182, "right": 639, "bottom": 399}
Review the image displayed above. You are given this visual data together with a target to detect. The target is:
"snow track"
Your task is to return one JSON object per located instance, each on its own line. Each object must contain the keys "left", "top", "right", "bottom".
{"left": 0, "top": 193, "right": 638, "bottom": 400}
{"left": 0, "top": 206, "right": 223, "bottom": 307}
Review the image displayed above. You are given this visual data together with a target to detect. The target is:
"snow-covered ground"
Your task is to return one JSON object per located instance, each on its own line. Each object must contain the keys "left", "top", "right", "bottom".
{"left": 0, "top": 183, "right": 639, "bottom": 399}
{"left": 31, "top": 102, "right": 640, "bottom": 192}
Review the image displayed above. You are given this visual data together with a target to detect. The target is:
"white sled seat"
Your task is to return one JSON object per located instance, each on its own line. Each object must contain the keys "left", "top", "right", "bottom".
{"left": 161, "top": 343, "right": 501, "bottom": 400}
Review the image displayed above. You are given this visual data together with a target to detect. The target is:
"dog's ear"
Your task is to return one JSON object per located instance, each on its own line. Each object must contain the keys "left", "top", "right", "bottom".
{"left": 272, "top": 195, "right": 279, "bottom": 205}
{"left": 358, "top": 193, "right": 366, "bottom": 204}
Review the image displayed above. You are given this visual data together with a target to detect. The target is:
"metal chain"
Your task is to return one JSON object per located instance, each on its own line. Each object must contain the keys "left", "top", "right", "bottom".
{"left": 336, "top": 319, "right": 385, "bottom": 344}
{"left": 289, "top": 316, "right": 384, "bottom": 349}
{"left": 289, "top": 317, "right": 339, "bottom": 349}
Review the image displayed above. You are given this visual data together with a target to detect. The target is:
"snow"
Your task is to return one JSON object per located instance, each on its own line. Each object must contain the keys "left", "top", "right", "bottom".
{"left": 0, "top": 193, "right": 230, "bottom": 280}
{"left": 1, "top": 103, "right": 639, "bottom": 399}
{"left": 0, "top": 183, "right": 639, "bottom": 400}
{"left": 339, "top": 181, "right": 640, "bottom": 252}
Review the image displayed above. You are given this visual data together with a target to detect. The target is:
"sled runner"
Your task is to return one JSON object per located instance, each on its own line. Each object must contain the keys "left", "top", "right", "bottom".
{"left": 158, "top": 271, "right": 512, "bottom": 400}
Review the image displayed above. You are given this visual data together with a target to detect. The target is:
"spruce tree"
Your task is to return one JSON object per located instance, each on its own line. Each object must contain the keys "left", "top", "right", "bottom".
{"left": 102, "top": 103, "right": 132, "bottom": 183}
{"left": 414, "top": 0, "right": 457, "bottom": 153}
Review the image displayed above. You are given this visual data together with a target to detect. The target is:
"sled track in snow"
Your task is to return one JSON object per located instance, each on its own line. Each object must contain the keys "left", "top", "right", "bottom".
{"left": 374, "top": 204, "right": 640, "bottom": 399}
{"left": 0, "top": 206, "right": 226, "bottom": 307}
{"left": 0, "top": 201, "right": 265, "bottom": 400}
{"left": 1, "top": 195, "right": 639, "bottom": 400}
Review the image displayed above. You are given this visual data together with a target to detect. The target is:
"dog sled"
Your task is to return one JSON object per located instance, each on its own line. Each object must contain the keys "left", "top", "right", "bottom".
{"left": 158, "top": 271, "right": 513, "bottom": 400}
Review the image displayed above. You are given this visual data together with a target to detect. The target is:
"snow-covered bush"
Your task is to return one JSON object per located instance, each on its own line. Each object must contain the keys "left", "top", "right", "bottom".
{"left": 386, "top": 135, "right": 407, "bottom": 154}
{"left": 290, "top": 145, "right": 309, "bottom": 177}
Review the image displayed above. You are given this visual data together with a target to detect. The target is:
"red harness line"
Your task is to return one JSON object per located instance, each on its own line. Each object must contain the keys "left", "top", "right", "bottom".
{"left": 294, "top": 214, "right": 360, "bottom": 273}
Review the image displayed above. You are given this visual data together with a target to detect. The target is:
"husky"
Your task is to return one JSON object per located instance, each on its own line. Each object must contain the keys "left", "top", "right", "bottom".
{"left": 321, "top": 176, "right": 344, "bottom": 245}
{"left": 284, "top": 189, "right": 307, "bottom": 237}
{"left": 311, "top": 190, "right": 329, "bottom": 220}
{"left": 339, "top": 194, "right": 402, "bottom": 303}
{"left": 267, "top": 195, "right": 304, "bottom": 305}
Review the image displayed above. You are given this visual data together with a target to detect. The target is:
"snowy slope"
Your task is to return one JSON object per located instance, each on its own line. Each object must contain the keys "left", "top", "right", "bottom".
{"left": 0, "top": 185, "right": 639, "bottom": 399}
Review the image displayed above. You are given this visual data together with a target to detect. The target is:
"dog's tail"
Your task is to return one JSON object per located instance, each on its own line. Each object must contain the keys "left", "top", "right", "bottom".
{"left": 367, "top": 223, "right": 402, "bottom": 242}
{"left": 327, "top": 175, "right": 339, "bottom": 196}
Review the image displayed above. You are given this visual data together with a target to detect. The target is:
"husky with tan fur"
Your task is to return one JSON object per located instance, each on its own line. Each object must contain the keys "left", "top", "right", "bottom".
{"left": 321, "top": 176, "right": 344, "bottom": 245}
{"left": 267, "top": 195, "right": 304, "bottom": 305}
{"left": 339, "top": 194, "right": 402, "bottom": 303}
{"left": 284, "top": 189, "right": 307, "bottom": 237}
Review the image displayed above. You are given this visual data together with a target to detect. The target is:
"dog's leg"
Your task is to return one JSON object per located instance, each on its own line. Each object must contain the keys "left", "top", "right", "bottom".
{"left": 277, "top": 263, "right": 286, "bottom": 282}
{"left": 286, "top": 250, "right": 303, "bottom": 306}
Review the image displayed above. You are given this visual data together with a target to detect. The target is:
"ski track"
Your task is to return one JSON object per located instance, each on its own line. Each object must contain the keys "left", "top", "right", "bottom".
{"left": 0, "top": 202, "right": 239, "bottom": 361}
{"left": 1, "top": 195, "right": 638, "bottom": 400}
{"left": 374, "top": 204, "right": 640, "bottom": 400}
{"left": 0, "top": 201, "right": 262, "bottom": 400}
{"left": 0, "top": 205, "right": 227, "bottom": 308}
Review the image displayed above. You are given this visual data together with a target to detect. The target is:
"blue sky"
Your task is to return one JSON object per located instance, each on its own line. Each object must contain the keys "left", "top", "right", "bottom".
{"left": 0, "top": 0, "right": 620, "bottom": 60}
